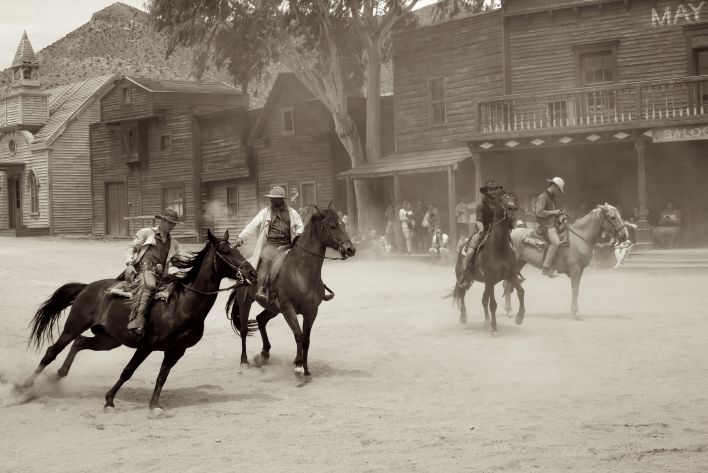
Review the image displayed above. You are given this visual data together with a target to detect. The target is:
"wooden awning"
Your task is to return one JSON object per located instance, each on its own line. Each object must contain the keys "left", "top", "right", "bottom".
{"left": 337, "top": 146, "right": 471, "bottom": 179}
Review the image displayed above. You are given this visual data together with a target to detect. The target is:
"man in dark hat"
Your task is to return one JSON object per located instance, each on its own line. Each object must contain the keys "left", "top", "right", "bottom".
{"left": 458, "top": 180, "right": 503, "bottom": 287}
{"left": 124, "top": 208, "right": 182, "bottom": 337}
{"left": 535, "top": 176, "right": 566, "bottom": 278}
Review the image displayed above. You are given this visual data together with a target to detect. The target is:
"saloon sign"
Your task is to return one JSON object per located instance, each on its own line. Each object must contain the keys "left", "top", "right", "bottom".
{"left": 652, "top": 2, "right": 706, "bottom": 26}
{"left": 652, "top": 125, "right": 708, "bottom": 142}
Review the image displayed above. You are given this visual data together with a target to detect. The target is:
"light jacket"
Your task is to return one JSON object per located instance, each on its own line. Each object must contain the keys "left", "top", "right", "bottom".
{"left": 126, "top": 226, "right": 181, "bottom": 275}
{"left": 239, "top": 206, "right": 304, "bottom": 266}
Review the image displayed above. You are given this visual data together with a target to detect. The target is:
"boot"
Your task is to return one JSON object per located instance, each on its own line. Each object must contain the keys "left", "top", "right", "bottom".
{"left": 128, "top": 288, "right": 152, "bottom": 337}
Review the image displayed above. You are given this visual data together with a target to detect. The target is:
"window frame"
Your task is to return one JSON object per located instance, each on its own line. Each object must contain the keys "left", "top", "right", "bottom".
{"left": 573, "top": 41, "right": 618, "bottom": 87}
{"left": 226, "top": 184, "right": 239, "bottom": 217}
{"left": 121, "top": 86, "right": 132, "bottom": 106}
{"left": 28, "top": 170, "right": 39, "bottom": 216}
{"left": 427, "top": 77, "right": 447, "bottom": 127}
{"left": 119, "top": 123, "right": 139, "bottom": 160}
{"left": 299, "top": 181, "right": 317, "bottom": 207}
{"left": 161, "top": 183, "right": 186, "bottom": 220}
{"left": 281, "top": 106, "right": 295, "bottom": 135}
{"left": 160, "top": 134, "right": 172, "bottom": 154}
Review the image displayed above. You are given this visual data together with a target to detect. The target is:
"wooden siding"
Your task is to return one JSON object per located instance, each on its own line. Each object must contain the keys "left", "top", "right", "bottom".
{"left": 503, "top": 0, "right": 618, "bottom": 14}
{"left": 253, "top": 89, "right": 337, "bottom": 209}
{"left": 20, "top": 94, "right": 49, "bottom": 125}
{"left": 0, "top": 132, "right": 49, "bottom": 229}
{"left": 201, "top": 179, "right": 258, "bottom": 236}
{"left": 5, "top": 96, "right": 20, "bottom": 125}
{"left": 101, "top": 78, "right": 154, "bottom": 122}
{"left": 199, "top": 112, "right": 250, "bottom": 182}
{"left": 50, "top": 99, "right": 100, "bottom": 235}
{"left": 392, "top": 11, "right": 504, "bottom": 152}
{"left": 507, "top": 2, "right": 706, "bottom": 95}
{"left": 0, "top": 171, "right": 8, "bottom": 227}
{"left": 152, "top": 92, "right": 245, "bottom": 112}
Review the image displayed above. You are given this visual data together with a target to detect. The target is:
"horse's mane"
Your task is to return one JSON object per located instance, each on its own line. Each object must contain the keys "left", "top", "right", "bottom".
{"left": 164, "top": 243, "right": 212, "bottom": 290}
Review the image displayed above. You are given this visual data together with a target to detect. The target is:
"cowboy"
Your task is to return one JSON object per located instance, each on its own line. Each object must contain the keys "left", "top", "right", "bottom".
{"left": 535, "top": 176, "right": 566, "bottom": 278}
{"left": 234, "top": 186, "right": 334, "bottom": 305}
{"left": 459, "top": 180, "right": 503, "bottom": 286}
{"left": 124, "top": 208, "right": 182, "bottom": 337}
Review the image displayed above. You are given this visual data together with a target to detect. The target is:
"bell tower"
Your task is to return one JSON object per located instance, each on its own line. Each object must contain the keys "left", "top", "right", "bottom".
{"left": 2, "top": 32, "right": 48, "bottom": 131}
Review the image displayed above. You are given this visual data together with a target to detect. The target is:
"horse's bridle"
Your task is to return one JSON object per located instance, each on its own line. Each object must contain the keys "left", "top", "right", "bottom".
{"left": 184, "top": 249, "right": 251, "bottom": 296}
{"left": 295, "top": 221, "right": 352, "bottom": 260}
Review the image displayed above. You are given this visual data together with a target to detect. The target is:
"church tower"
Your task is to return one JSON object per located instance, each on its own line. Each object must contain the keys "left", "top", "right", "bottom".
{"left": 2, "top": 32, "right": 49, "bottom": 131}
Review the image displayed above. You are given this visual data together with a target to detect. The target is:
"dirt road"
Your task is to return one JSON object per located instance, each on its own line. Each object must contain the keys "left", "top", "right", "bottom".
{"left": 1, "top": 237, "right": 706, "bottom": 472}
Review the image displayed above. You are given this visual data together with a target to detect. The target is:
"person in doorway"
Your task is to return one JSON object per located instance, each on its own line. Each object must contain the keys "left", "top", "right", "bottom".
{"left": 652, "top": 200, "right": 681, "bottom": 248}
{"left": 124, "top": 209, "right": 182, "bottom": 337}
{"left": 535, "top": 176, "right": 566, "bottom": 278}
{"left": 399, "top": 201, "right": 413, "bottom": 254}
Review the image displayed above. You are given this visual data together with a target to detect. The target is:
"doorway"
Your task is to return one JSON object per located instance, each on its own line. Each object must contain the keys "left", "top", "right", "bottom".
{"left": 105, "top": 182, "right": 128, "bottom": 236}
{"left": 7, "top": 175, "right": 22, "bottom": 229}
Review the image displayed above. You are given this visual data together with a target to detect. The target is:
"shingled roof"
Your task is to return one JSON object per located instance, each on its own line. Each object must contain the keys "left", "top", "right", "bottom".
{"left": 126, "top": 77, "right": 240, "bottom": 95}
{"left": 11, "top": 31, "right": 39, "bottom": 68}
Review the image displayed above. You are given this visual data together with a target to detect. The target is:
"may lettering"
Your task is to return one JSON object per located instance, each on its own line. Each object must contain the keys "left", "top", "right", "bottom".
{"left": 652, "top": 2, "right": 706, "bottom": 26}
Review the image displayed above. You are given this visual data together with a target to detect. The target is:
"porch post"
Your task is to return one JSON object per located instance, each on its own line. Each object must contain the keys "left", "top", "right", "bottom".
{"left": 471, "top": 152, "right": 483, "bottom": 202}
{"left": 0, "top": 171, "right": 7, "bottom": 229}
{"left": 346, "top": 177, "right": 356, "bottom": 234}
{"left": 634, "top": 140, "right": 650, "bottom": 249}
{"left": 393, "top": 173, "right": 401, "bottom": 210}
{"left": 447, "top": 165, "right": 457, "bottom": 251}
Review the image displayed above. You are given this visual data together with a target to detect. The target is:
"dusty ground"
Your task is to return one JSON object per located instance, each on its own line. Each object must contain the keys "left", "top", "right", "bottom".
{"left": 0, "top": 237, "right": 707, "bottom": 473}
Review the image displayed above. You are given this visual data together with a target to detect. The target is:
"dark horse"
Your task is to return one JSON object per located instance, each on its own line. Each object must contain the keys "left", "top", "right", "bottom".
{"left": 23, "top": 230, "right": 257, "bottom": 415}
{"left": 227, "top": 207, "right": 355, "bottom": 377}
{"left": 504, "top": 203, "right": 628, "bottom": 316}
{"left": 451, "top": 192, "right": 525, "bottom": 333}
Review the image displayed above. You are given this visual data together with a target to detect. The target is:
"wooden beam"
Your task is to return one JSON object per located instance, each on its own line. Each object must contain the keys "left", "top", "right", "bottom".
{"left": 471, "top": 152, "right": 483, "bottom": 202}
{"left": 447, "top": 166, "right": 457, "bottom": 251}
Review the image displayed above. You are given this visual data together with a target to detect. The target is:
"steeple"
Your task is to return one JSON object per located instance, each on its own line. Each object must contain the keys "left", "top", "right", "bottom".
{"left": 11, "top": 31, "right": 41, "bottom": 89}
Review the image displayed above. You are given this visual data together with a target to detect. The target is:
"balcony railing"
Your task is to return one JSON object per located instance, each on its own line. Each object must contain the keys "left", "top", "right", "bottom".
{"left": 478, "top": 75, "right": 708, "bottom": 134}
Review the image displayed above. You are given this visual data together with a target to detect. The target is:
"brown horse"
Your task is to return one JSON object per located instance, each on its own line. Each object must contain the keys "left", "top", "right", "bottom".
{"left": 451, "top": 192, "right": 525, "bottom": 333}
{"left": 504, "top": 204, "right": 628, "bottom": 316}
{"left": 23, "top": 230, "right": 257, "bottom": 415}
{"left": 227, "top": 207, "right": 355, "bottom": 377}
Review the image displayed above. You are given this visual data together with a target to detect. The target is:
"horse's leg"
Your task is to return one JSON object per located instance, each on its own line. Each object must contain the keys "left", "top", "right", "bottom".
{"left": 256, "top": 309, "right": 278, "bottom": 361}
{"left": 24, "top": 324, "right": 91, "bottom": 388}
{"left": 148, "top": 348, "right": 186, "bottom": 415}
{"left": 57, "top": 334, "right": 121, "bottom": 378}
{"left": 510, "top": 278, "right": 526, "bottom": 325}
{"left": 481, "top": 284, "right": 491, "bottom": 326}
{"left": 301, "top": 309, "right": 319, "bottom": 377}
{"left": 239, "top": 296, "right": 254, "bottom": 367}
{"left": 570, "top": 266, "right": 583, "bottom": 316}
{"left": 503, "top": 280, "right": 512, "bottom": 316}
{"left": 104, "top": 346, "right": 152, "bottom": 411}
{"left": 281, "top": 306, "right": 304, "bottom": 374}
{"left": 459, "top": 287, "right": 468, "bottom": 324}
{"left": 487, "top": 283, "right": 498, "bottom": 334}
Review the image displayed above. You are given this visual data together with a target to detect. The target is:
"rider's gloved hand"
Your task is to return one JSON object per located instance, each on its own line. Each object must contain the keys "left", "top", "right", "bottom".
{"left": 125, "top": 264, "right": 137, "bottom": 283}
{"left": 232, "top": 237, "right": 244, "bottom": 248}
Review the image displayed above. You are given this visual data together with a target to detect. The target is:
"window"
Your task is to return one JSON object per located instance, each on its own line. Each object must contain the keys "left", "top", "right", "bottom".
{"left": 300, "top": 181, "right": 316, "bottom": 207}
{"left": 160, "top": 135, "right": 172, "bottom": 153}
{"left": 8, "top": 139, "right": 16, "bottom": 156}
{"left": 121, "top": 87, "right": 132, "bottom": 105}
{"left": 162, "top": 185, "right": 185, "bottom": 218}
{"left": 282, "top": 107, "right": 295, "bottom": 134}
{"left": 227, "top": 185, "right": 238, "bottom": 217}
{"left": 120, "top": 124, "right": 138, "bottom": 159}
{"left": 28, "top": 170, "right": 39, "bottom": 215}
{"left": 428, "top": 78, "right": 446, "bottom": 126}
{"left": 580, "top": 51, "right": 615, "bottom": 85}
{"left": 574, "top": 44, "right": 618, "bottom": 117}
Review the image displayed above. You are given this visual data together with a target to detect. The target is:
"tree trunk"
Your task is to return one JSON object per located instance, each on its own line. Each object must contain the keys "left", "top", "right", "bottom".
{"left": 365, "top": 44, "right": 382, "bottom": 163}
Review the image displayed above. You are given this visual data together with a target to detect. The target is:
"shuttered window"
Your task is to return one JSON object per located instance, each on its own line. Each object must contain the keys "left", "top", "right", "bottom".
{"left": 227, "top": 185, "right": 238, "bottom": 217}
{"left": 282, "top": 107, "right": 295, "bottom": 134}
{"left": 120, "top": 124, "right": 139, "bottom": 159}
{"left": 121, "top": 87, "right": 132, "bottom": 105}
{"left": 160, "top": 135, "right": 172, "bottom": 152}
{"left": 428, "top": 78, "right": 446, "bottom": 126}
{"left": 162, "top": 186, "right": 185, "bottom": 218}
{"left": 300, "top": 182, "right": 316, "bottom": 207}
{"left": 28, "top": 170, "right": 39, "bottom": 215}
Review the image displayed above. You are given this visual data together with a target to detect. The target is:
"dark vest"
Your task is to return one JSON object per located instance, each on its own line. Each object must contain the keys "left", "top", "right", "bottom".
{"left": 476, "top": 198, "right": 496, "bottom": 231}
{"left": 267, "top": 207, "right": 291, "bottom": 246}
{"left": 142, "top": 231, "right": 171, "bottom": 270}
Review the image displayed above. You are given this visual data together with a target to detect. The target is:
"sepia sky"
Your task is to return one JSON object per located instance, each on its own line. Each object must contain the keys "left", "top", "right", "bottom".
{"left": 0, "top": 0, "right": 442, "bottom": 70}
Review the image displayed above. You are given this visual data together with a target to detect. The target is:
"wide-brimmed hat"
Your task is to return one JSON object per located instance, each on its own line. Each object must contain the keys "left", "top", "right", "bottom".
{"left": 155, "top": 208, "right": 181, "bottom": 224}
{"left": 480, "top": 180, "right": 502, "bottom": 195}
{"left": 547, "top": 177, "right": 566, "bottom": 193}
{"left": 265, "top": 186, "right": 286, "bottom": 199}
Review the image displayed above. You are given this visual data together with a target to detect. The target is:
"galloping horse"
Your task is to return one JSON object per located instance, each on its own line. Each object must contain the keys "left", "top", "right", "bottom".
{"left": 504, "top": 204, "right": 628, "bottom": 316}
{"left": 23, "top": 230, "right": 257, "bottom": 414}
{"left": 228, "top": 207, "right": 355, "bottom": 377}
{"left": 451, "top": 192, "right": 525, "bottom": 333}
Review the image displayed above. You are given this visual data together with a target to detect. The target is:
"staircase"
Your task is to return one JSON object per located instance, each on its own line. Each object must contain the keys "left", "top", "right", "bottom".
{"left": 623, "top": 248, "right": 708, "bottom": 271}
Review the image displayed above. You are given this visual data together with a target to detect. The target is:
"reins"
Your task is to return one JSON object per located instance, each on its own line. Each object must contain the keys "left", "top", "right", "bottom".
{"left": 294, "top": 221, "right": 351, "bottom": 260}
{"left": 183, "top": 250, "right": 250, "bottom": 295}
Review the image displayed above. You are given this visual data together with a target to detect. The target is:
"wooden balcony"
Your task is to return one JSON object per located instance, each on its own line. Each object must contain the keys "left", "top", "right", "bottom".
{"left": 478, "top": 75, "right": 708, "bottom": 135}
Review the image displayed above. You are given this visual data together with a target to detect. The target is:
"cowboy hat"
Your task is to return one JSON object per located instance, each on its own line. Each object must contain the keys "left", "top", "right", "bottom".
{"left": 265, "top": 186, "right": 286, "bottom": 199}
{"left": 546, "top": 177, "right": 566, "bottom": 193}
{"left": 154, "top": 208, "right": 181, "bottom": 224}
{"left": 479, "top": 180, "right": 502, "bottom": 195}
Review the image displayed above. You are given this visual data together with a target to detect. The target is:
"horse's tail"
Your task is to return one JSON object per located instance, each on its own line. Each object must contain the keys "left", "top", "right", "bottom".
{"left": 28, "top": 282, "right": 87, "bottom": 350}
{"left": 225, "top": 288, "right": 257, "bottom": 337}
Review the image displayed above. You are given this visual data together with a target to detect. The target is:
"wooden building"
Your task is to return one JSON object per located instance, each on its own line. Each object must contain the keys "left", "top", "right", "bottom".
{"left": 387, "top": 0, "right": 708, "bottom": 247}
{"left": 90, "top": 76, "right": 251, "bottom": 240}
{"left": 0, "top": 32, "right": 115, "bottom": 236}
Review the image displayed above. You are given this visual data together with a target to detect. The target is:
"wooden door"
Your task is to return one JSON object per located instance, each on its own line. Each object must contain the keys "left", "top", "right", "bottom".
{"left": 105, "top": 182, "right": 128, "bottom": 236}
{"left": 8, "top": 176, "right": 22, "bottom": 229}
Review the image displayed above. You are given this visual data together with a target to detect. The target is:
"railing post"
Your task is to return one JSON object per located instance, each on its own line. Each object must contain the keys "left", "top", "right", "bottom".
{"left": 635, "top": 84, "right": 642, "bottom": 121}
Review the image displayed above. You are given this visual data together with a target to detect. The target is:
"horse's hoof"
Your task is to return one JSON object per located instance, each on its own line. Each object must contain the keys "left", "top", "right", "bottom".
{"left": 459, "top": 314, "right": 467, "bottom": 324}
{"left": 515, "top": 314, "right": 524, "bottom": 325}
{"left": 103, "top": 405, "right": 116, "bottom": 413}
{"left": 149, "top": 407, "right": 165, "bottom": 418}
{"left": 240, "top": 362, "right": 250, "bottom": 370}
{"left": 491, "top": 329, "right": 499, "bottom": 336}
{"left": 294, "top": 366, "right": 305, "bottom": 375}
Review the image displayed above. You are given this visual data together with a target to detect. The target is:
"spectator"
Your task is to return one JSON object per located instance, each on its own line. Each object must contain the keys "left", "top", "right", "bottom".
{"left": 425, "top": 204, "right": 440, "bottom": 239}
{"left": 299, "top": 206, "right": 312, "bottom": 225}
{"left": 407, "top": 203, "right": 417, "bottom": 253}
{"left": 428, "top": 226, "right": 450, "bottom": 261}
{"left": 290, "top": 187, "right": 300, "bottom": 208}
{"left": 399, "top": 201, "right": 413, "bottom": 254}
{"left": 455, "top": 198, "right": 468, "bottom": 236}
{"left": 337, "top": 210, "right": 350, "bottom": 235}
{"left": 384, "top": 202, "right": 398, "bottom": 253}
{"left": 415, "top": 201, "right": 427, "bottom": 254}
{"left": 652, "top": 200, "right": 681, "bottom": 248}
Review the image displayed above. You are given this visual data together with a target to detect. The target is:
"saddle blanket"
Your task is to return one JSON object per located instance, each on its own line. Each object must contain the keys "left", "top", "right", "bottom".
{"left": 106, "top": 281, "right": 174, "bottom": 301}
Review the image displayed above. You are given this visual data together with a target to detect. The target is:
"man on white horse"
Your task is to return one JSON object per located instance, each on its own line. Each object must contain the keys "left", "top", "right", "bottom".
{"left": 535, "top": 177, "right": 565, "bottom": 278}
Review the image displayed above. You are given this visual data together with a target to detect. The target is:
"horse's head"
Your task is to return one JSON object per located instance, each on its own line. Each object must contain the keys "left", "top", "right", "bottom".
{"left": 598, "top": 203, "right": 628, "bottom": 242}
{"left": 207, "top": 229, "right": 258, "bottom": 285}
{"left": 311, "top": 203, "right": 356, "bottom": 259}
{"left": 498, "top": 191, "right": 519, "bottom": 214}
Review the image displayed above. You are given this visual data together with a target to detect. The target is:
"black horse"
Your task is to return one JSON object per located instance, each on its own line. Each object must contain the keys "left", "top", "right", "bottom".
{"left": 228, "top": 207, "right": 355, "bottom": 377}
{"left": 451, "top": 192, "right": 525, "bottom": 333}
{"left": 23, "top": 230, "right": 257, "bottom": 415}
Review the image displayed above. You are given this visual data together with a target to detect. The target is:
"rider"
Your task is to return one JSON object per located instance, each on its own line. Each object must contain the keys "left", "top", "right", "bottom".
{"left": 124, "top": 208, "right": 182, "bottom": 337}
{"left": 535, "top": 176, "right": 565, "bottom": 278}
{"left": 233, "top": 186, "right": 335, "bottom": 305}
{"left": 458, "top": 180, "right": 503, "bottom": 287}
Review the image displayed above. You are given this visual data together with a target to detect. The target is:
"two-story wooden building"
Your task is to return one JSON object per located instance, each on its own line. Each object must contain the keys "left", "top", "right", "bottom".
{"left": 390, "top": 0, "right": 708, "bottom": 247}
{"left": 90, "top": 76, "right": 251, "bottom": 240}
{"left": 0, "top": 32, "right": 115, "bottom": 236}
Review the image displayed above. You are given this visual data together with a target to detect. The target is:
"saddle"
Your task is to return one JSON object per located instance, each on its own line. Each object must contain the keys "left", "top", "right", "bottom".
{"left": 106, "top": 280, "right": 174, "bottom": 302}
